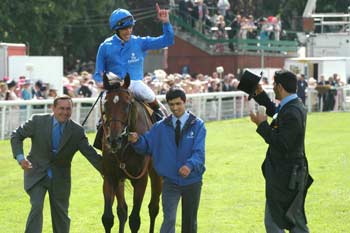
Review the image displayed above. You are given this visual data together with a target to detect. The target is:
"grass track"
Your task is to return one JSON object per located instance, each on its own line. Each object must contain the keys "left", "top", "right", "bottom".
{"left": 0, "top": 112, "right": 349, "bottom": 233}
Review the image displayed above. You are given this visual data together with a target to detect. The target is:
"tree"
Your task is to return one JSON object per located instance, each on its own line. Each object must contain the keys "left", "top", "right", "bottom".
{"left": 0, "top": 0, "right": 121, "bottom": 70}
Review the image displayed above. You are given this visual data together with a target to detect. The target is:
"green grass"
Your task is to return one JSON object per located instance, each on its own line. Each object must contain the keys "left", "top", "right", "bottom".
{"left": 0, "top": 112, "right": 349, "bottom": 233}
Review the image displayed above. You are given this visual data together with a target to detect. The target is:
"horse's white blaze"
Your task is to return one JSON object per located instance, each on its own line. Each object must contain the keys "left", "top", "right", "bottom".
{"left": 113, "top": 96, "right": 119, "bottom": 104}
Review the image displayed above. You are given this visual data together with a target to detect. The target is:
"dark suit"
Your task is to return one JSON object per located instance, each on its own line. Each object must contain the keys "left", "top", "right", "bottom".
{"left": 11, "top": 113, "right": 102, "bottom": 233}
{"left": 254, "top": 92, "right": 313, "bottom": 231}
{"left": 297, "top": 80, "right": 308, "bottom": 104}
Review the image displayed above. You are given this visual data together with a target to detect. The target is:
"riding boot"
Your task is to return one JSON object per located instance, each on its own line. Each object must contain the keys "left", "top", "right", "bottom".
{"left": 148, "top": 99, "right": 167, "bottom": 122}
{"left": 93, "top": 119, "right": 103, "bottom": 150}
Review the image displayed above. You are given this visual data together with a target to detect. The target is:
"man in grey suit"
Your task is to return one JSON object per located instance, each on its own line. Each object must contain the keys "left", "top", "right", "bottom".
{"left": 11, "top": 95, "right": 103, "bottom": 233}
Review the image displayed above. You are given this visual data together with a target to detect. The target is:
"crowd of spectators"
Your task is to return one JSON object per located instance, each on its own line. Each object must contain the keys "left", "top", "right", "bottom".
{"left": 1, "top": 60, "right": 349, "bottom": 113}
{"left": 0, "top": 71, "right": 99, "bottom": 102}
{"left": 2, "top": 68, "right": 348, "bottom": 113}
{"left": 176, "top": 0, "right": 283, "bottom": 52}
{"left": 0, "top": 69, "right": 242, "bottom": 103}
{"left": 313, "top": 73, "right": 347, "bottom": 111}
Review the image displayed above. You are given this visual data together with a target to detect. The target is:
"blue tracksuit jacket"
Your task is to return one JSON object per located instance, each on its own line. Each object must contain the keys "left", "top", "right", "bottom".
{"left": 94, "top": 22, "right": 174, "bottom": 83}
{"left": 132, "top": 112, "right": 206, "bottom": 186}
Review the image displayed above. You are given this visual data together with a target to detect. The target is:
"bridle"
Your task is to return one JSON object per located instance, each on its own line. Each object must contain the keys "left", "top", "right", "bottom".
{"left": 100, "top": 88, "right": 150, "bottom": 180}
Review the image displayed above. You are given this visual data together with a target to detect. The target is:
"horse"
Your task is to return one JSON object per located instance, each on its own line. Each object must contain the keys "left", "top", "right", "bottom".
{"left": 100, "top": 74, "right": 162, "bottom": 233}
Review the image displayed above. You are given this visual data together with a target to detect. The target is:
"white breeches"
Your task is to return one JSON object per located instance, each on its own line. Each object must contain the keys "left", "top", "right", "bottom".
{"left": 129, "top": 80, "right": 155, "bottom": 103}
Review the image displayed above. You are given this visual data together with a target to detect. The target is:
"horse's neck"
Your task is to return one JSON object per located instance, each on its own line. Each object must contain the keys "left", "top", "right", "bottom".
{"left": 130, "top": 100, "right": 153, "bottom": 133}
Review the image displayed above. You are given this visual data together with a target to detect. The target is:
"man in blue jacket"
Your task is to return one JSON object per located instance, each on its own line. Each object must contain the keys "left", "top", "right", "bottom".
{"left": 94, "top": 3, "right": 174, "bottom": 114}
{"left": 128, "top": 87, "right": 206, "bottom": 233}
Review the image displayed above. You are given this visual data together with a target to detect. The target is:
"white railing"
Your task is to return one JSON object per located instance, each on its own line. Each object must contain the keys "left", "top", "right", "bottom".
{"left": 1, "top": 92, "right": 248, "bottom": 140}
{"left": 1, "top": 87, "right": 349, "bottom": 140}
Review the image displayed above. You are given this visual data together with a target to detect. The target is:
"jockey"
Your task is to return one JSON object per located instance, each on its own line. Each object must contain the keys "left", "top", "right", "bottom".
{"left": 93, "top": 4, "right": 174, "bottom": 150}
{"left": 94, "top": 4, "right": 174, "bottom": 118}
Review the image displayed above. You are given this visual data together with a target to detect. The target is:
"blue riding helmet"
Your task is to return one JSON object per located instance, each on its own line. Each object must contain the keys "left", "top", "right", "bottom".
{"left": 109, "top": 9, "right": 136, "bottom": 30}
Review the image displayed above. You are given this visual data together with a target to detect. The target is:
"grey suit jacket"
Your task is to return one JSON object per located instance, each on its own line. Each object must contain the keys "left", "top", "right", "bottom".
{"left": 11, "top": 113, "right": 102, "bottom": 192}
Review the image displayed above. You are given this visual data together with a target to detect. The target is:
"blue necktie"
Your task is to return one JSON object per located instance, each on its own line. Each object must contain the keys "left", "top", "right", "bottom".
{"left": 52, "top": 122, "right": 62, "bottom": 154}
{"left": 48, "top": 122, "right": 62, "bottom": 178}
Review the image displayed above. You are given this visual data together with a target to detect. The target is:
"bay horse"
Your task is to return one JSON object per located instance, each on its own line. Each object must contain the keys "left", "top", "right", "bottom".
{"left": 100, "top": 74, "right": 162, "bottom": 233}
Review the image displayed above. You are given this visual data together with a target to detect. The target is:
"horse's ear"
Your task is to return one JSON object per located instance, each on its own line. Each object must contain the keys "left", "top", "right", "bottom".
{"left": 122, "top": 73, "right": 130, "bottom": 89}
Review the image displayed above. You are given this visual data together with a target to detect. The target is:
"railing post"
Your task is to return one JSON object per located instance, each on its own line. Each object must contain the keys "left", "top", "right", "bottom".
{"left": 76, "top": 102, "right": 81, "bottom": 123}
{"left": 27, "top": 104, "right": 32, "bottom": 120}
{"left": 233, "top": 96, "right": 237, "bottom": 118}
{"left": 218, "top": 96, "right": 222, "bottom": 120}
{"left": 240, "top": 95, "right": 245, "bottom": 118}
{"left": 1, "top": 106, "right": 6, "bottom": 140}
{"left": 202, "top": 96, "right": 207, "bottom": 121}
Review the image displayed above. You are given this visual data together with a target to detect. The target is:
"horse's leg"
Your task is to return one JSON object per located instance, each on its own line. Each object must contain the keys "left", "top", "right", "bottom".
{"left": 115, "top": 180, "right": 128, "bottom": 233}
{"left": 129, "top": 174, "right": 148, "bottom": 233}
{"left": 102, "top": 178, "right": 115, "bottom": 233}
{"left": 148, "top": 164, "right": 162, "bottom": 233}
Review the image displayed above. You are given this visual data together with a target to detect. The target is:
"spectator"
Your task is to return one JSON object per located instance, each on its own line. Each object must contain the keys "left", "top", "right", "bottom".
{"left": 308, "top": 77, "right": 317, "bottom": 89}
{"left": 261, "top": 77, "right": 269, "bottom": 86}
{"left": 208, "top": 78, "right": 220, "bottom": 92}
{"left": 0, "top": 81, "right": 7, "bottom": 100}
{"left": 19, "top": 79, "right": 33, "bottom": 114}
{"left": 217, "top": 0, "right": 230, "bottom": 17}
{"left": 228, "top": 14, "right": 242, "bottom": 51}
{"left": 32, "top": 80, "right": 46, "bottom": 100}
{"left": 88, "top": 80, "right": 99, "bottom": 97}
{"left": 222, "top": 75, "right": 235, "bottom": 91}
{"left": 240, "top": 16, "right": 249, "bottom": 39}
{"left": 5, "top": 80, "right": 18, "bottom": 101}
{"left": 259, "top": 17, "right": 273, "bottom": 41}
{"left": 273, "top": 16, "right": 282, "bottom": 41}
{"left": 246, "top": 15, "right": 258, "bottom": 39}
{"left": 77, "top": 77, "right": 93, "bottom": 99}
{"left": 323, "top": 76, "right": 336, "bottom": 111}
{"left": 214, "top": 15, "right": 227, "bottom": 53}
{"left": 48, "top": 89, "right": 58, "bottom": 99}
{"left": 178, "top": 0, "right": 187, "bottom": 21}
{"left": 297, "top": 74, "right": 308, "bottom": 105}
{"left": 16, "top": 76, "right": 26, "bottom": 98}
{"left": 193, "top": 0, "right": 208, "bottom": 34}
{"left": 21, "top": 79, "right": 33, "bottom": 101}
{"left": 316, "top": 75, "right": 328, "bottom": 111}
{"left": 178, "top": 0, "right": 194, "bottom": 27}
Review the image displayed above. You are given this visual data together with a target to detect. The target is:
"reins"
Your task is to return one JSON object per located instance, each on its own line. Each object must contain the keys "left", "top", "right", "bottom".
{"left": 82, "top": 91, "right": 104, "bottom": 126}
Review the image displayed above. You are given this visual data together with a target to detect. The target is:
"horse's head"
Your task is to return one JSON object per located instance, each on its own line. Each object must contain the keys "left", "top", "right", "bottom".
{"left": 101, "top": 74, "right": 132, "bottom": 153}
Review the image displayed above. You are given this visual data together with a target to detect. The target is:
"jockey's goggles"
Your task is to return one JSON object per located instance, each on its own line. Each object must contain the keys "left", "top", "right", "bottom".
{"left": 115, "top": 16, "right": 134, "bottom": 29}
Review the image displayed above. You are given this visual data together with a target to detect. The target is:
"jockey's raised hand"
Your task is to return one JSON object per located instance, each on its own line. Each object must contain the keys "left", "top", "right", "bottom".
{"left": 156, "top": 3, "right": 169, "bottom": 23}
